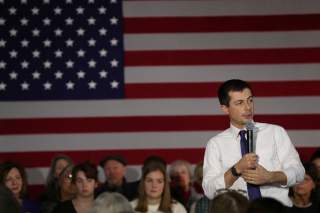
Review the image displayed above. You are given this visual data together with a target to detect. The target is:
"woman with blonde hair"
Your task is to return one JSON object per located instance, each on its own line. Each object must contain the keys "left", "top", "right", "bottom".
{"left": 131, "top": 162, "right": 186, "bottom": 213}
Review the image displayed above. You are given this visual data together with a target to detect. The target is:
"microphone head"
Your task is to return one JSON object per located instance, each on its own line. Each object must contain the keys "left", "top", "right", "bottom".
{"left": 246, "top": 121, "right": 255, "bottom": 130}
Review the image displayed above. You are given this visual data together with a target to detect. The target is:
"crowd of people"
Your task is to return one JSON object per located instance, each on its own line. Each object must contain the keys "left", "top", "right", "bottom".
{"left": 1, "top": 79, "right": 320, "bottom": 213}
{"left": 0, "top": 149, "right": 319, "bottom": 213}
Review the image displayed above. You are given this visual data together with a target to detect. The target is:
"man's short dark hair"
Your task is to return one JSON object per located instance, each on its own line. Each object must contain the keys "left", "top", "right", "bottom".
{"left": 218, "top": 79, "right": 252, "bottom": 106}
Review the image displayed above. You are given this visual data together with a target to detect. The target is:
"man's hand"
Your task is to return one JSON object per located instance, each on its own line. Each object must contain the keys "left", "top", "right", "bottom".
{"left": 241, "top": 164, "right": 272, "bottom": 185}
{"left": 235, "top": 153, "right": 258, "bottom": 174}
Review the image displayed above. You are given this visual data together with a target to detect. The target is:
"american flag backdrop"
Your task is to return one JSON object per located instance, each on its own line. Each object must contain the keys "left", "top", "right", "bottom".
{"left": 1, "top": 0, "right": 320, "bottom": 197}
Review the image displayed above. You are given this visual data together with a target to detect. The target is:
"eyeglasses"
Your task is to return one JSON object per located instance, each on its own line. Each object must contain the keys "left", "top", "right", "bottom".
{"left": 64, "top": 173, "right": 73, "bottom": 181}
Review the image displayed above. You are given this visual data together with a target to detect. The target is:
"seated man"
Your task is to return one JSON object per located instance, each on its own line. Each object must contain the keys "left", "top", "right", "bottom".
{"left": 96, "top": 155, "right": 137, "bottom": 200}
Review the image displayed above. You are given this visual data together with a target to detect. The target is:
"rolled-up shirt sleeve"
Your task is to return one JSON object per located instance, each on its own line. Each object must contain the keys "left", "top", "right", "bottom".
{"left": 202, "top": 138, "right": 225, "bottom": 199}
{"left": 274, "top": 126, "right": 305, "bottom": 187}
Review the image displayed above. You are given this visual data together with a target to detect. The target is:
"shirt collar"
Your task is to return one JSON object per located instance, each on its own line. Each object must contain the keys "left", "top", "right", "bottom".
{"left": 230, "top": 123, "right": 245, "bottom": 140}
{"left": 229, "top": 120, "right": 257, "bottom": 139}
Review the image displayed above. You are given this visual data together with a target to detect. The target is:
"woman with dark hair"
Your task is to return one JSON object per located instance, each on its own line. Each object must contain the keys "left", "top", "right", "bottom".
{"left": 0, "top": 184, "right": 20, "bottom": 213}
{"left": 40, "top": 155, "right": 73, "bottom": 208}
{"left": 0, "top": 161, "right": 40, "bottom": 213}
{"left": 52, "top": 161, "right": 98, "bottom": 213}
{"left": 289, "top": 162, "right": 319, "bottom": 213}
{"left": 41, "top": 165, "right": 77, "bottom": 213}
{"left": 131, "top": 162, "right": 186, "bottom": 213}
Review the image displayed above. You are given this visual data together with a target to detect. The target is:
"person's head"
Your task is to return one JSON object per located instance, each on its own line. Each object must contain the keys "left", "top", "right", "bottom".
{"left": 57, "top": 164, "right": 76, "bottom": 200}
{"left": 100, "top": 155, "right": 127, "bottom": 186}
{"left": 91, "top": 192, "right": 134, "bottom": 213}
{"left": 136, "top": 162, "right": 172, "bottom": 212}
{"left": 0, "top": 184, "right": 20, "bottom": 213}
{"left": 310, "top": 148, "right": 320, "bottom": 181}
{"left": 209, "top": 190, "right": 249, "bottom": 213}
{"left": 47, "top": 154, "right": 73, "bottom": 186}
{"left": 169, "top": 160, "right": 192, "bottom": 190}
{"left": 193, "top": 161, "right": 204, "bottom": 185}
{"left": 142, "top": 155, "right": 167, "bottom": 172}
{"left": 72, "top": 161, "right": 98, "bottom": 198}
{"left": 0, "top": 161, "right": 27, "bottom": 199}
{"left": 291, "top": 162, "right": 317, "bottom": 201}
{"left": 247, "top": 197, "right": 286, "bottom": 213}
{"left": 218, "top": 79, "right": 254, "bottom": 129}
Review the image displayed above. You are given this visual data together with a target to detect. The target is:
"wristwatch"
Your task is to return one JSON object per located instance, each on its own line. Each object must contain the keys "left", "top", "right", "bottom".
{"left": 231, "top": 165, "right": 241, "bottom": 177}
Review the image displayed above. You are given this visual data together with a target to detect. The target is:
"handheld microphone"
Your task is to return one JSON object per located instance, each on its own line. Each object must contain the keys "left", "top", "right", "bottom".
{"left": 246, "top": 121, "right": 255, "bottom": 153}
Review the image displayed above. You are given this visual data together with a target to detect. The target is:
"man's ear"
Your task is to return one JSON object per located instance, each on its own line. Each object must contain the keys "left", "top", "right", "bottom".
{"left": 220, "top": 105, "right": 229, "bottom": 114}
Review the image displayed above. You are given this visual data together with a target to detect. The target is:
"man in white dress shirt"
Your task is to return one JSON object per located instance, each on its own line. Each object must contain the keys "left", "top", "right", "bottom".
{"left": 202, "top": 79, "right": 304, "bottom": 206}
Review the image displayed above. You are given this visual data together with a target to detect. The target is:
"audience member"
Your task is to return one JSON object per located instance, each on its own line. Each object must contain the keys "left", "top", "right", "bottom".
{"left": 41, "top": 164, "right": 77, "bottom": 213}
{"left": 0, "top": 161, "right": 40, "bottom": 213}
{"left": 189, "top": 161, "right": 205, "bottom": 213}
{"left": 0, "top": 184, "right": 20, "bottom": 213}
{"left": 52, "top": 161, "right": 98, "bottom": 213}
{"left": 90, "top": 192, "right": 134, "bottom": 213}
{"left": 193, "top": 161, "right": 204, "bottom": 196}
{"left": 96, "top": 155, "right": 137, "bottom": 200}
{"left": 209, "top": 190, "right": 249, "bottom": 213}
{"left": 310, "top": 148, "right": 320, "bottom": 187}
{"left": 40, "top": 154, "right": 73, "bottom": 207}
{"left": 247, "top": 197, "right": 287, "bottom": 213}
{"left": 129, "top": 155, "right": 168, "bottom": 200}
{"left": 169, "top": 160, "right": 202, "bottom": 211}
{"left": 289, "top": 162, "right": 319, "bottom": 213}
{"left": 131, "top": 161, "right": 187, "bottom": 213}
{"left": 193, "top": 196, "right": 210, "bottom": 213}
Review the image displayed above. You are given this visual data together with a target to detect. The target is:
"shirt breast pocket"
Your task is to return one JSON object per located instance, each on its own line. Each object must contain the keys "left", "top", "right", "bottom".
{"left": 256, "top": 139, "right": 282, "bottom": 171}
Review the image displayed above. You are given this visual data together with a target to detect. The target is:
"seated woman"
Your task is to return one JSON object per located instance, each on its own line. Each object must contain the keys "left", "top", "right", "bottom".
{"left": 0, "top": 184, "right": 20, "bottom": 213}
{"left": 52, "top": 161, "right": 98, "bottom": 213}
{"left": 131, "top": 161, "right": 186, "bottom": 213}
{"left": 289, "top": 162, "right": 319, "bottom": 213}
{"left": 40, "top": 155, "right": 73, "bottom": 212}
{"left": 41, "top": 165, "right": 77, "bottom": 213}
{"left": 0, "top": 161, "right": 40, "bottom": 213}
{"left": 169, "top": 160, "right": 202, "bottom": 211}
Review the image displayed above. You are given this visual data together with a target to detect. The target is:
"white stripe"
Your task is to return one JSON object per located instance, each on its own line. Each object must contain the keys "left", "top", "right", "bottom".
{"left": 125, "top": 64, "right": 320, "bottom": 83}
{"left": 123, "top": 0, "right": 320, "bottom": 17}
{"left": 125, "top": 31, "right": 320, "bottom": 50}
{"left": 1, "top": 97, "right": 320, "bottom": 118}
{"left": 1, "top": 130, "right": 319, "bottom": 153}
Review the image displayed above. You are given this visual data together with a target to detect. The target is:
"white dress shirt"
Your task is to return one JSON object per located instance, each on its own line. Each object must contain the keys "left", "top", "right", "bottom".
{"left": 202, "top": 122, "right": 305, "bottom": 206}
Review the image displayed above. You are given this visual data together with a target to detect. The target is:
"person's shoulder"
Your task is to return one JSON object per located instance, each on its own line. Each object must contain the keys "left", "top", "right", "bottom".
{"left": 52, "top": 200, "right": 75, "bottom": 213}
{"left": 171, "top": 200, "right": 187, "bottom": 213}
{"left": 255, "top": 122, "right": 286, "bottom": 132}
{"left": 130, "top": 198, "right": 138, "bottom": 207}
{"left": 208, "top": 128, "right": 232, "bottom": 143}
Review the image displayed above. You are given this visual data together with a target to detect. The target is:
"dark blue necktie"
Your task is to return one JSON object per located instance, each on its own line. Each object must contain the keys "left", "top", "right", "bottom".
{"left": 239, "top": 130, "right": 261, "bottom": 201}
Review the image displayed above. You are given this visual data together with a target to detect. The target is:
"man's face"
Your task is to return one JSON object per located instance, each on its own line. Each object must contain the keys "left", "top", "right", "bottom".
{"left": 104, "top": 160, "right": 126, "bottom": 186}
{"left": 221, "top": 88, "right": 254, "bottom": 129}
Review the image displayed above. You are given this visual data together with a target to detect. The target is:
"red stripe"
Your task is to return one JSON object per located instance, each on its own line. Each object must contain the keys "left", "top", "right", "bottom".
{"left": 0, "top": 147, "right": 315, "bottom": 168}
{"left": 124, "top": 14, "right": 320, "bottom": 33}
{"left": 125, "top": 48, "right": 320, "bottom": 66}
{"left": 125, "top": 81, "right": 320, "bottom": 98}
{"left": 1, "top": 114, "right": 320, "bottom": 134}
